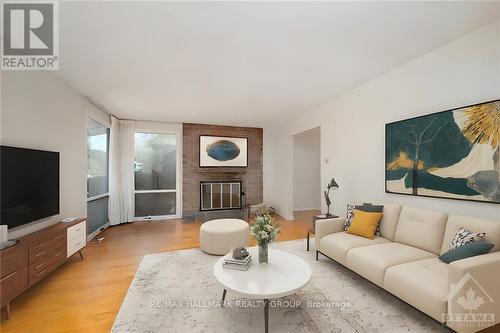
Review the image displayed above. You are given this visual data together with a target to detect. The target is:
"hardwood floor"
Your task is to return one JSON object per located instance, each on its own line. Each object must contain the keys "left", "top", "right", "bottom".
{"left": 0, "top": 212, "right": 316, "bottom": 333}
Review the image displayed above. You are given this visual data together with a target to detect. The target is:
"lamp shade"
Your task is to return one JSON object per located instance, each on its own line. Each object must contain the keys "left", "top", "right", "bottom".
{"left": 328, "top": 178, "right": 339, "bottom": 189}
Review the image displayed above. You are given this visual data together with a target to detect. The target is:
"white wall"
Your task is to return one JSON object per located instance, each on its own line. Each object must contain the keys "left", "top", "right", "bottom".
{"left": 293, "top": 127, "right": 321, "bottom": 211}
{"left": 264, "top": 19, "right": 500, "bottom": 221}
{"left": 1, "top": 71, "right": 110, "bottom": 239}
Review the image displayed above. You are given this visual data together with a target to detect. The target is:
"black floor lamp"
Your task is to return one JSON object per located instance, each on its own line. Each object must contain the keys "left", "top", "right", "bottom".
{"left": 324, "top": 178, "right": 339, "bottom": 217}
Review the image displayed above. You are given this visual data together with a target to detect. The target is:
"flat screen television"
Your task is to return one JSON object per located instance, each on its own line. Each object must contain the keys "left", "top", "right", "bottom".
{"left": 1, "top": 145, "right": 60, "bottom": 229}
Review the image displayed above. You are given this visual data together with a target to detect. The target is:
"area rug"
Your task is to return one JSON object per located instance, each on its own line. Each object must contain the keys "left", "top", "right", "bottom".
{"left": 112, "top": 239, "right": 451, "bottom": 332}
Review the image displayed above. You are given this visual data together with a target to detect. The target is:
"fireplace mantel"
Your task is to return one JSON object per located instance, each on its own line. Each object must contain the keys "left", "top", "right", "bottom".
{"left": 195, "top": 168, "right": 247, "bottom": 175}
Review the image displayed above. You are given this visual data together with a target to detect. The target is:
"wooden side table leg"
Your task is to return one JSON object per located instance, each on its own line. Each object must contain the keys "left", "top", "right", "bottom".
{"left": 79, "top": 250, "right": 84, "bottom": 261}
{"left": 307, "top": 232, "right": 310, "bottom": 251}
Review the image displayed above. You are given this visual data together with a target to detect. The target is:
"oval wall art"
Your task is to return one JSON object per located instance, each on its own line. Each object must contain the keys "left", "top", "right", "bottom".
{"left": 206, "top": 140, "right": 240, "bottom": 161}
{"left": 200, "top": 135, "right": 248, "bottom": 167}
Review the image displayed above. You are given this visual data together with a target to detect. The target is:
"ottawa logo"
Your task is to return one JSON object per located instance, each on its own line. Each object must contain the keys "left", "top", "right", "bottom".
{"left": 444, "top": 272, "right": 495, "bottom": 329}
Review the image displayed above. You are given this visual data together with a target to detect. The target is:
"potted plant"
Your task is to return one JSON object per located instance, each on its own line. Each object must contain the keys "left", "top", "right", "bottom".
{"left": 250, "top": 213, "right": 280, "bottom": 264}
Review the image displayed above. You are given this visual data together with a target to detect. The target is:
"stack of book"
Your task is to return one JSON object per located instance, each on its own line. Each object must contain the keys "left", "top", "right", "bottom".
{"left": 223, "top": 254, "right": 251, "bottom": 271}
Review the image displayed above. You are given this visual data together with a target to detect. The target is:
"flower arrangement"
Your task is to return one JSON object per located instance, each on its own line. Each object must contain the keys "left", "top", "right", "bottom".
{"left": 250, "top": 213, "right": 280, "bottom": 263}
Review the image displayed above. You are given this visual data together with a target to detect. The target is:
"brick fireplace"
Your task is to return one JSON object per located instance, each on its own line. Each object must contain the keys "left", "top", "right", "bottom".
{"left": 182, "top": 123, "right": 263, "bottom": 218}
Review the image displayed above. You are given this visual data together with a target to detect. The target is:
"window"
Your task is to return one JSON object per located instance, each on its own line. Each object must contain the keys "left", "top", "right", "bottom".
{"left": 134, "top": 132, "right": 177, "bottom": 218}
{"left": 87, "top": 119, "right": 109, "bottom": 198}
{"left": 87, "top": 118, "right": 110, "bottom": 235}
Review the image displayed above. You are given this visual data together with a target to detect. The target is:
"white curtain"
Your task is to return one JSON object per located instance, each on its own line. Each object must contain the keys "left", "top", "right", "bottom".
{"left": 108, "top": 116, "right": 121, "bottom": 225}
{"left": 119, "top": 120, "right": 136, "bottom": 223}
{"left": 108, "top": 117, "right": 135, "bottom": 225}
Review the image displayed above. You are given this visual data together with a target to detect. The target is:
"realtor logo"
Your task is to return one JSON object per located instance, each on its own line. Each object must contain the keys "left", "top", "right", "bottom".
{"left": 1, "top": 1, "right": 58, "bottom": 70}
{"left": 444, "top": 272, "right": 495, "bottom": 329}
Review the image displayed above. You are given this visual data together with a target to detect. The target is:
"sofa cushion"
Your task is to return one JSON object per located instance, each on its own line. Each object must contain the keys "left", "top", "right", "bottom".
{"left": 440, "top": 214, "right": 500, "bottom": 254}
{"left": 319, "top": 232, "right": 390, "bottom": 265}
{"left": 346, "top": 242, "right": 436, "bottom": 287}
{"left": 384, "top": 258, "right": 448, "bottom": 322}
{"left": 378, "top": 203, "right": 402, "bottom": 241}
{"left": 394, "top": 206, "right": 448, "bottom": 255}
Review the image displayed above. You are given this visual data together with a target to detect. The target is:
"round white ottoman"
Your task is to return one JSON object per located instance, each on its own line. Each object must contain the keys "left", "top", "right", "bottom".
{"left": 200, "top": 219, "right": 249, "bottom": 255}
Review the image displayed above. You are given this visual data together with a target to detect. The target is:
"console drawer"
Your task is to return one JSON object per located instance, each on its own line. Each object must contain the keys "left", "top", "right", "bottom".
{"left": 28, "top": 256, "right": 63, "bottom": 286}
{"left": 0, "top": 266, "right": 28, "bottom": 306}
{"left": 67, "top": 221, "right": 86, "bottom": 257}
{"left": 67, "top": 234, "right": 86, "bottom": 258}
{"left": 29, "top": 233, "right": 66, "bottom": 264}
{"left": 0, "top": 244, "right": 28, "bottom": 278}
{"left": 29, "top": 245, "right": 65, "bottom": 276}
{"left": 67, "top": 221, "right": 86, "bottom": 242}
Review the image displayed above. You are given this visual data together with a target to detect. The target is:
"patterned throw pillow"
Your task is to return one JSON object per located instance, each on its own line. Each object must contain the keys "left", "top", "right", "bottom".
{"left": 344, "top": 204, "right": 355, "bottom": 230}
{"left": 449, "top": 227, "right": 486, "bottom": 250}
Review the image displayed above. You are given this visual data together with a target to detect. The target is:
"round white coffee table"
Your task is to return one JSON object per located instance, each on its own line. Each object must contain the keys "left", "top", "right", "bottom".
{"left": 213, "top": 247, "right": 311, "bottom": 333}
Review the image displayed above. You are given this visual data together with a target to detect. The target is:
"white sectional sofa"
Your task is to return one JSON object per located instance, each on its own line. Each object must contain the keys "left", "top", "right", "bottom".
{"left": 315, "top": 204, "right": 500, "bottom": 333}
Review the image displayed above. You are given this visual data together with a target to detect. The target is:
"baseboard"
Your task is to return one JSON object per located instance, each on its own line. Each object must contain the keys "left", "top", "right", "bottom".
{"left": 87, "top": 222, "right": 110, "bottom": 242}
{"left": 293, "top": 208, "right": 321, "bottom": 212}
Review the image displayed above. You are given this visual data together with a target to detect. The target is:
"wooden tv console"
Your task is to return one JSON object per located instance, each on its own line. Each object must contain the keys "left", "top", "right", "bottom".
{"left": 0, "top": 218, "right": 87, "bottom": 320}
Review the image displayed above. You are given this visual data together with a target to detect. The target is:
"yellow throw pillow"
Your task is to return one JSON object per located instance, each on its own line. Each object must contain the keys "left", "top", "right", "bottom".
{"left": 346, "top": 209, "right": 383, "bottom": 239}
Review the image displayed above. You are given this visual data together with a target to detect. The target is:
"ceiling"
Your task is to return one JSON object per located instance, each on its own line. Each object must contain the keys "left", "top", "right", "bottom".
{"left": 57, "top": 1, "right": 500, "bottom": 127}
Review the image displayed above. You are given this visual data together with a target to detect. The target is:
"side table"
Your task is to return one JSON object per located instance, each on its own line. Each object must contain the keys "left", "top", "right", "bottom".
{"left": 307, "top": 214, "right": 339, "bottom": 251}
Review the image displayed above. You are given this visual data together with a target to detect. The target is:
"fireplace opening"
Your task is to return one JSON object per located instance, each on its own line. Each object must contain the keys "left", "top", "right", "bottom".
{"left": 200, "top": 181, "right": 242, "bottom": 211}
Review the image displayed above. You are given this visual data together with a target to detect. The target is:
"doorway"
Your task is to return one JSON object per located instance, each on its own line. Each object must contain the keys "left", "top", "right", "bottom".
{"left": 292, "top": 127, "right": 321, "bottom": 221}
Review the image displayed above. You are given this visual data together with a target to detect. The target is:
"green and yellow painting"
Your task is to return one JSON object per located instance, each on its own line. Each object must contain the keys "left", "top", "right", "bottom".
{"left": 385, "top": 100, "right": 500, "bottom": 203}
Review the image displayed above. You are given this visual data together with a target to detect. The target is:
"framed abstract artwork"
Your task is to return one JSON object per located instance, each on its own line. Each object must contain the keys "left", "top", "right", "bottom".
{"left": 385, "top": 99, "right": 499, "bottom": 204}
{"left": 199, "top": 135, "right": 248, "bottom": 167}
